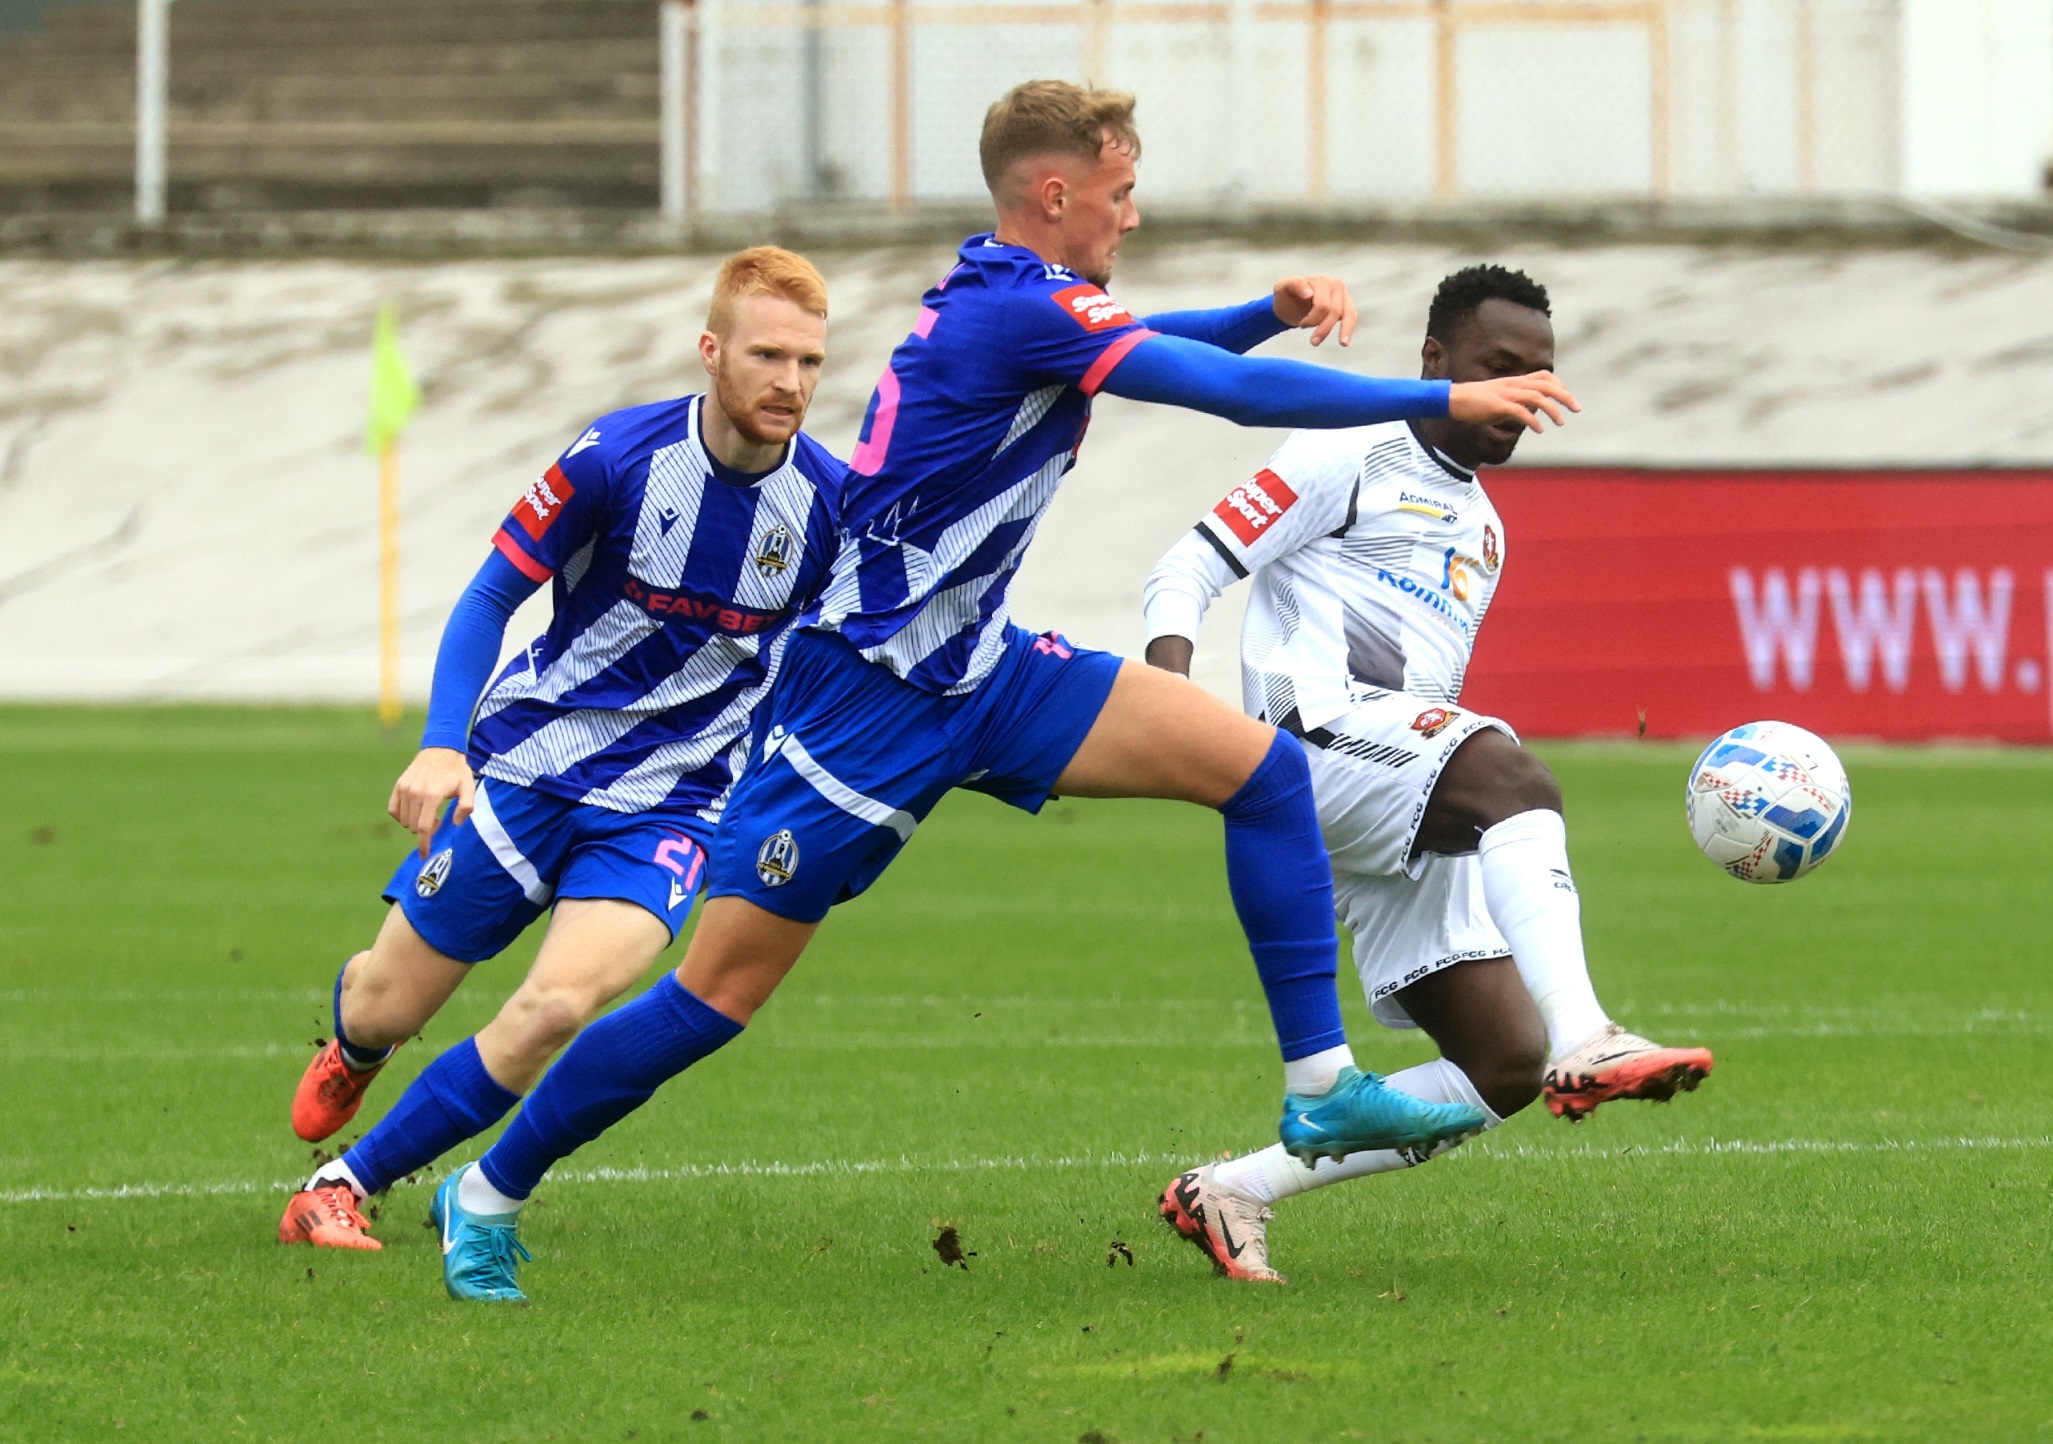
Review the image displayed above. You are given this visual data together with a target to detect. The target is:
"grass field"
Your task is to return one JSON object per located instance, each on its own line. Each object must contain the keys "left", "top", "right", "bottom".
{"left": 2, "top": 706, "right": 2050, "bottom": 1442}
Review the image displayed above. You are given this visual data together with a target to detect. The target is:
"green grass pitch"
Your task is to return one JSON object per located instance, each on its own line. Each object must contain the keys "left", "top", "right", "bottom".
{"left": 2, "top": 706, "right": 2050, "bottom": 1442}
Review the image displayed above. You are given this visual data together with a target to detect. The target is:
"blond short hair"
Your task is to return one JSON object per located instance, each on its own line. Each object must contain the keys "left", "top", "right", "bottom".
{"left": 979, "top": 80, "right": 1140, "bottom": 195}
{"left": 706, "top": 246, "right": 829, "bottom": 336}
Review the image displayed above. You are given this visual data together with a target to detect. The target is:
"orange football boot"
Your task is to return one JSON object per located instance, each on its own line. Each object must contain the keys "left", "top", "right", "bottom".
{"left": 277, "top": 1183, "right": 382, "bottom": 1251}
{"left": 292, "top": 1038, "right": 393, "bottom": 1143}
{"left": 1543, "top": 1024, "right": 1714, "bottom": 1122}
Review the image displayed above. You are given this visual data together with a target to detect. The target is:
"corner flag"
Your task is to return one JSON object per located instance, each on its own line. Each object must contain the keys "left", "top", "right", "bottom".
{"left": 368, "top": 305, "right": 420, "bottom": 727}
{"left": 367, "top": 303, "right": 421, "bottom": 455}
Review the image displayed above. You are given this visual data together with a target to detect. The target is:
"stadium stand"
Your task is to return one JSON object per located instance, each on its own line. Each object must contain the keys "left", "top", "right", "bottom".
{"left": 0, "top": 0, "right": 660, "bottom": 213}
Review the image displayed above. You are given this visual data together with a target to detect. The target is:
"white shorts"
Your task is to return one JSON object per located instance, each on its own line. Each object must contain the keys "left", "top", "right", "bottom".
{"left": 1295, "top": 691, "right": 1515, "bottom": 1030}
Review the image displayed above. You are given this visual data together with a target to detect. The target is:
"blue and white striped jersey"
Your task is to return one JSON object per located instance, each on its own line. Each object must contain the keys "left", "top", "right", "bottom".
{"left": 470, "top": 395, "right": 846, "bottom": 823}
{"left": 816, "top": 234, "right": 1156, "bottom": 695}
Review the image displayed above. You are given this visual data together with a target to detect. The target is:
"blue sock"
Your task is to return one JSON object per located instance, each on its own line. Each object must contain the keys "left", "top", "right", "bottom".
{"left": 332, "top": 962, "right": 393, "bottom": 1073}
{"left": 479, "top": 975, "right": 742, "bottom": 1201}
{"left": 1219, "top": 732, "right": 1347, "bottom": 1062}
{"left": 339, "top": 1038, "right": 518, "bottom": 1196}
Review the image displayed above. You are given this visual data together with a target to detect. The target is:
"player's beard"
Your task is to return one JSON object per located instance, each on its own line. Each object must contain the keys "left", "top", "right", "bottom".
{"left": 715, "top": 370, "right": 805, "bottom": 450}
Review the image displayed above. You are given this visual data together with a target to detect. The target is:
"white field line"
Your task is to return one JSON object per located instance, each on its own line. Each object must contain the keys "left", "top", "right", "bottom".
{"left": 4, "top": 1135, "right": 2049, "bottom": 1208}
{"left": 10, "top": 1013, "right": 2049, "bottom": 1063}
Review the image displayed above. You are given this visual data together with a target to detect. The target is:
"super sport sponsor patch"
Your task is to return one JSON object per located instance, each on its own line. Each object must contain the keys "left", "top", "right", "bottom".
{"left": 511, "top": 464, "right": 576, "bottom": 541}
{"left": 1049, "top": 283, "right": 1136, "bottom": 334}
{"left": 1210, "top": 468, "right": 1300, "bottom": 547}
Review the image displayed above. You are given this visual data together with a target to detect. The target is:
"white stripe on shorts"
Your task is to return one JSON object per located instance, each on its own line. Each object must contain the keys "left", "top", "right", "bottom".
{"left": 467, "top": 780, "right": 556, "bottom": 906}
{"left": 766, "top": 729, "right": 918, "bottom": 842}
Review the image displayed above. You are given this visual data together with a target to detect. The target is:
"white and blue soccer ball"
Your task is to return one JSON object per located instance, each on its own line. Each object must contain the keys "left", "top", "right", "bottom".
{"left": 1686, "top": 721, "right": 1851, "bottom": 884}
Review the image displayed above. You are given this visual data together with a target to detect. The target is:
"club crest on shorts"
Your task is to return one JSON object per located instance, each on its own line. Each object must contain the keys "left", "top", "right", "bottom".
{"left": 415, "top": 848, "right": 454, "bottom": 898}
{"left": 1411, "top": 707, "right": 1461, "bottom": 739}
{"left": 754, "top": 522, "right": 794, "bottom": 578}
{"left": 755, "top": 829, "right": 799, "bottom": 887}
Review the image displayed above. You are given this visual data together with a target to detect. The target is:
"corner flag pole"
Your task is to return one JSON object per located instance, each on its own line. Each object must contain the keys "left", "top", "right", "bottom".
{"left": 377, "top": 440, "right": 402, "bottom": 727}
{"left": 367, "top": 305, "right": 422, "bottom": 730}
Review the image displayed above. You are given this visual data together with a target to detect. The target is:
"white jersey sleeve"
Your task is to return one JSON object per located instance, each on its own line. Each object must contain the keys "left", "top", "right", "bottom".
{"left": 1193, "top": 430, "right": 1362, "bottom": 573}
{"left": 1141, "top": 430, "right": 1363, "bottom": 649}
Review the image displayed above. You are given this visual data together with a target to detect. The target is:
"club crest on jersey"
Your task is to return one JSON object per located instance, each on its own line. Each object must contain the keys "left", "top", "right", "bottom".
{"left": 1049, "top": 282, "right": 1135, "bottom": 334}
{"left": 512, "top": 464, "right": 576, "bottom": 541}
{"left": 1411, "top": 707, "right": 1461, "bottom": 739}
{"left": 1211, "top": 468, "right": 1300, "bottom": 547}
{"left": 1482, "top": 523, "right": 1500, "bottom": 572}
{"left": 415, "top": 848, "right": 454, "bottom": 898}
{"left": 755, "top": 829, "right": 799, "bottom": 887}
{"left": 754, "top": 522, "right": 795, "bottom": 578}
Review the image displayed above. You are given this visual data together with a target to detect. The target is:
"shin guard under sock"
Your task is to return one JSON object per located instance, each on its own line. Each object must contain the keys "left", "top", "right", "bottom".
{"left": 1478, "top": 809, "right": 1610, "bottom": 1058}
{"left": 336, "top": 1037, "right": 518, "bottom": 1197}
{"left": 1220, "top": 732, "right": 1349, "bottom": 1064}
{"left": 479, "top": 975, "right": 742, "bottom": 1201}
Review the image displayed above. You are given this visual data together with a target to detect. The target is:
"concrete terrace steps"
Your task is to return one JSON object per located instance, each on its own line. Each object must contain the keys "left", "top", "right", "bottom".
{"left": 0, "top": 0, "right": 665, "bottom": 210}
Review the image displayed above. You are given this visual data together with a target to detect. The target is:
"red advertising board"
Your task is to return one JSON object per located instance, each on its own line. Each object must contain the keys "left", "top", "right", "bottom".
{"left": 1461, "top": 469, "right": 2053, "bottom": 742}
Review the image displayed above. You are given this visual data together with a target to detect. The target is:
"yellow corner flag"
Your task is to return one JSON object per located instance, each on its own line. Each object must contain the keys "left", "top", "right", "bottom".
{"left": 367, "top": 303, "right": 421, "bottom": 455}
{"left": 368, "top": 305, "right": 420, "bottom": 728}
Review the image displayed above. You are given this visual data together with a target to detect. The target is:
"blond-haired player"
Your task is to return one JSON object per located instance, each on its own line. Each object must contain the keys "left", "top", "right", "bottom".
{"left": 276, "top": 248, "right": 848, "bottom": 1290}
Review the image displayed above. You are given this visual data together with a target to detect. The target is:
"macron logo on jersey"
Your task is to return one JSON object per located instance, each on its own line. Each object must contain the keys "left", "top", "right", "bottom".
{"left": 1211, "top": 468, "right": 1300, "bottom": 547}
{"left": 1050, "top": 283, "right": 1135, "bottom": 334}
{"left": 512, "top": 464, "right": 576, "bottom": 542}
{"left": 566, "top": 427, "right": 602, "bottom": 457}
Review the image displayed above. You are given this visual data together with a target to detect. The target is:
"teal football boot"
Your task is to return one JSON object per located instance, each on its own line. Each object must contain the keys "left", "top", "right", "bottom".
{"left": 1278, "top": 1065, "right": 1487, "bottom": 1163}
{"left": 431, "top": 1165, "right": 532, "bottom": 1304}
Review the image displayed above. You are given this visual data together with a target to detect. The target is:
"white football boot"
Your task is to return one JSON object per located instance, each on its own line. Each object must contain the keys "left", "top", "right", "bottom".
{"left": 1542, "top": 1023, "right": 1714, "bottom": 1122}
{"left": 1158, "top": 1163, "right": 1286, "bottom": 1284}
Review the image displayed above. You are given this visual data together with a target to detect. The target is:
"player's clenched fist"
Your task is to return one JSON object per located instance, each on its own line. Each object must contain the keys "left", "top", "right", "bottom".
{"left": 1271, "top": 275, "right": 1356, "bottom": 347}
{"left": 388, "top": 746, "right": 477, "bottom": 858}
{"left": 1449, "top": 371, "right": 1580, "bottom": 433}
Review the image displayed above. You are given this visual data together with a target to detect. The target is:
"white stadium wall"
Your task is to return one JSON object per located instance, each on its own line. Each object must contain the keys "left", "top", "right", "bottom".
{"left": 686, "top": 0, "right": 2047, "bottom": 214}
{"left": 5, "top": 240, "right": 2053, "bottom": 707}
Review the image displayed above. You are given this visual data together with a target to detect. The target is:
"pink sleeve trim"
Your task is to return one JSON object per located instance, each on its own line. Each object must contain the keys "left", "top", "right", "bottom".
{"left": 1079, "top": 328, "right": 1157, "bottom": 397}
{"left": 850, "top": 364, "right": 902, "bottom": 476}
{"left": 493, "top": 527, "right": 554, "bottom": 583}
{"left": 913, "top": 305, "right": 940, "bottom": 338}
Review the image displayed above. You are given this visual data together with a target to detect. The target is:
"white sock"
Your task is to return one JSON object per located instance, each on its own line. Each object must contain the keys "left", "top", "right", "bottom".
{"left": 1213, "top": 1057, "right": 1503, "bottom": 1204}
{"left": 305, "top": 1158, "right": 368, "bottom": 1199}
{"left": 455, "top": 1162, "right": 525, "bottom": 1218}
{"left": 1477, "top": 809, "right": 1611, "bottom": 1061}
{"left": 1282, "top": 1043, "right": 1355, "bottom": 1097}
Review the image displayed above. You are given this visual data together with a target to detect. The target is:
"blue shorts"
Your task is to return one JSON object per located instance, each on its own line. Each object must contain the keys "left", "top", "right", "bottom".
{"left": 384, "top": 778, "right": 713, "bottom": 964}
{"left": 707, "top": 625, "right": 1123, "bottom": 923}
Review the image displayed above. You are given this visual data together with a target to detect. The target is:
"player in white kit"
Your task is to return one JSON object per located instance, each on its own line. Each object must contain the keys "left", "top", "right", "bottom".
{"left": 1141, "top": 266, "right": 1714, "bottom": 1283}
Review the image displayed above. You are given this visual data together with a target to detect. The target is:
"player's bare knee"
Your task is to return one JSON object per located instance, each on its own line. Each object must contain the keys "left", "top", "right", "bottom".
{"left": 1493, "top": 744, "right": 1562, "bottom": 823}
{"left": 503, "top": 985, "right": 593, "bottom": 1054}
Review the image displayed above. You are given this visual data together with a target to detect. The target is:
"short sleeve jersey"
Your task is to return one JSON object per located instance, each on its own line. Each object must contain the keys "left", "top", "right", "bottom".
{"left": 471, "top": 395, "right": 847, "bottom": 822}
{"left": 1195, "top": 420, "right": 1505, "bottom": 732}
{"left": 815, "top": 233, "right": 1157, "bottom": 695}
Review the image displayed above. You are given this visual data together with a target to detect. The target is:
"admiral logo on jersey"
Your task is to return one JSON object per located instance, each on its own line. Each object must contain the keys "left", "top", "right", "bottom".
{"left": 1212, "top": 469, "right": 1300, "bottom": 546}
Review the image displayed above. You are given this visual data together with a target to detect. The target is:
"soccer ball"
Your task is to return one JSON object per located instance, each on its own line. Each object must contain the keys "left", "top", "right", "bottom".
{"left": 1685, "top": 721, "right": 1851, "bottom": 883}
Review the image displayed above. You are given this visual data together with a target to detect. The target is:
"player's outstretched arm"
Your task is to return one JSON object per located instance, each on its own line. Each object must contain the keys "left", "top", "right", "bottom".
{"left": 1099, "top": 333, "right": 1579, "bottom": 432}
{"left": 1141, "top": 276, "right": 1355, "bottom": 356}
{"left": 389, "top": 548, "right": 540, "bottom": 857}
